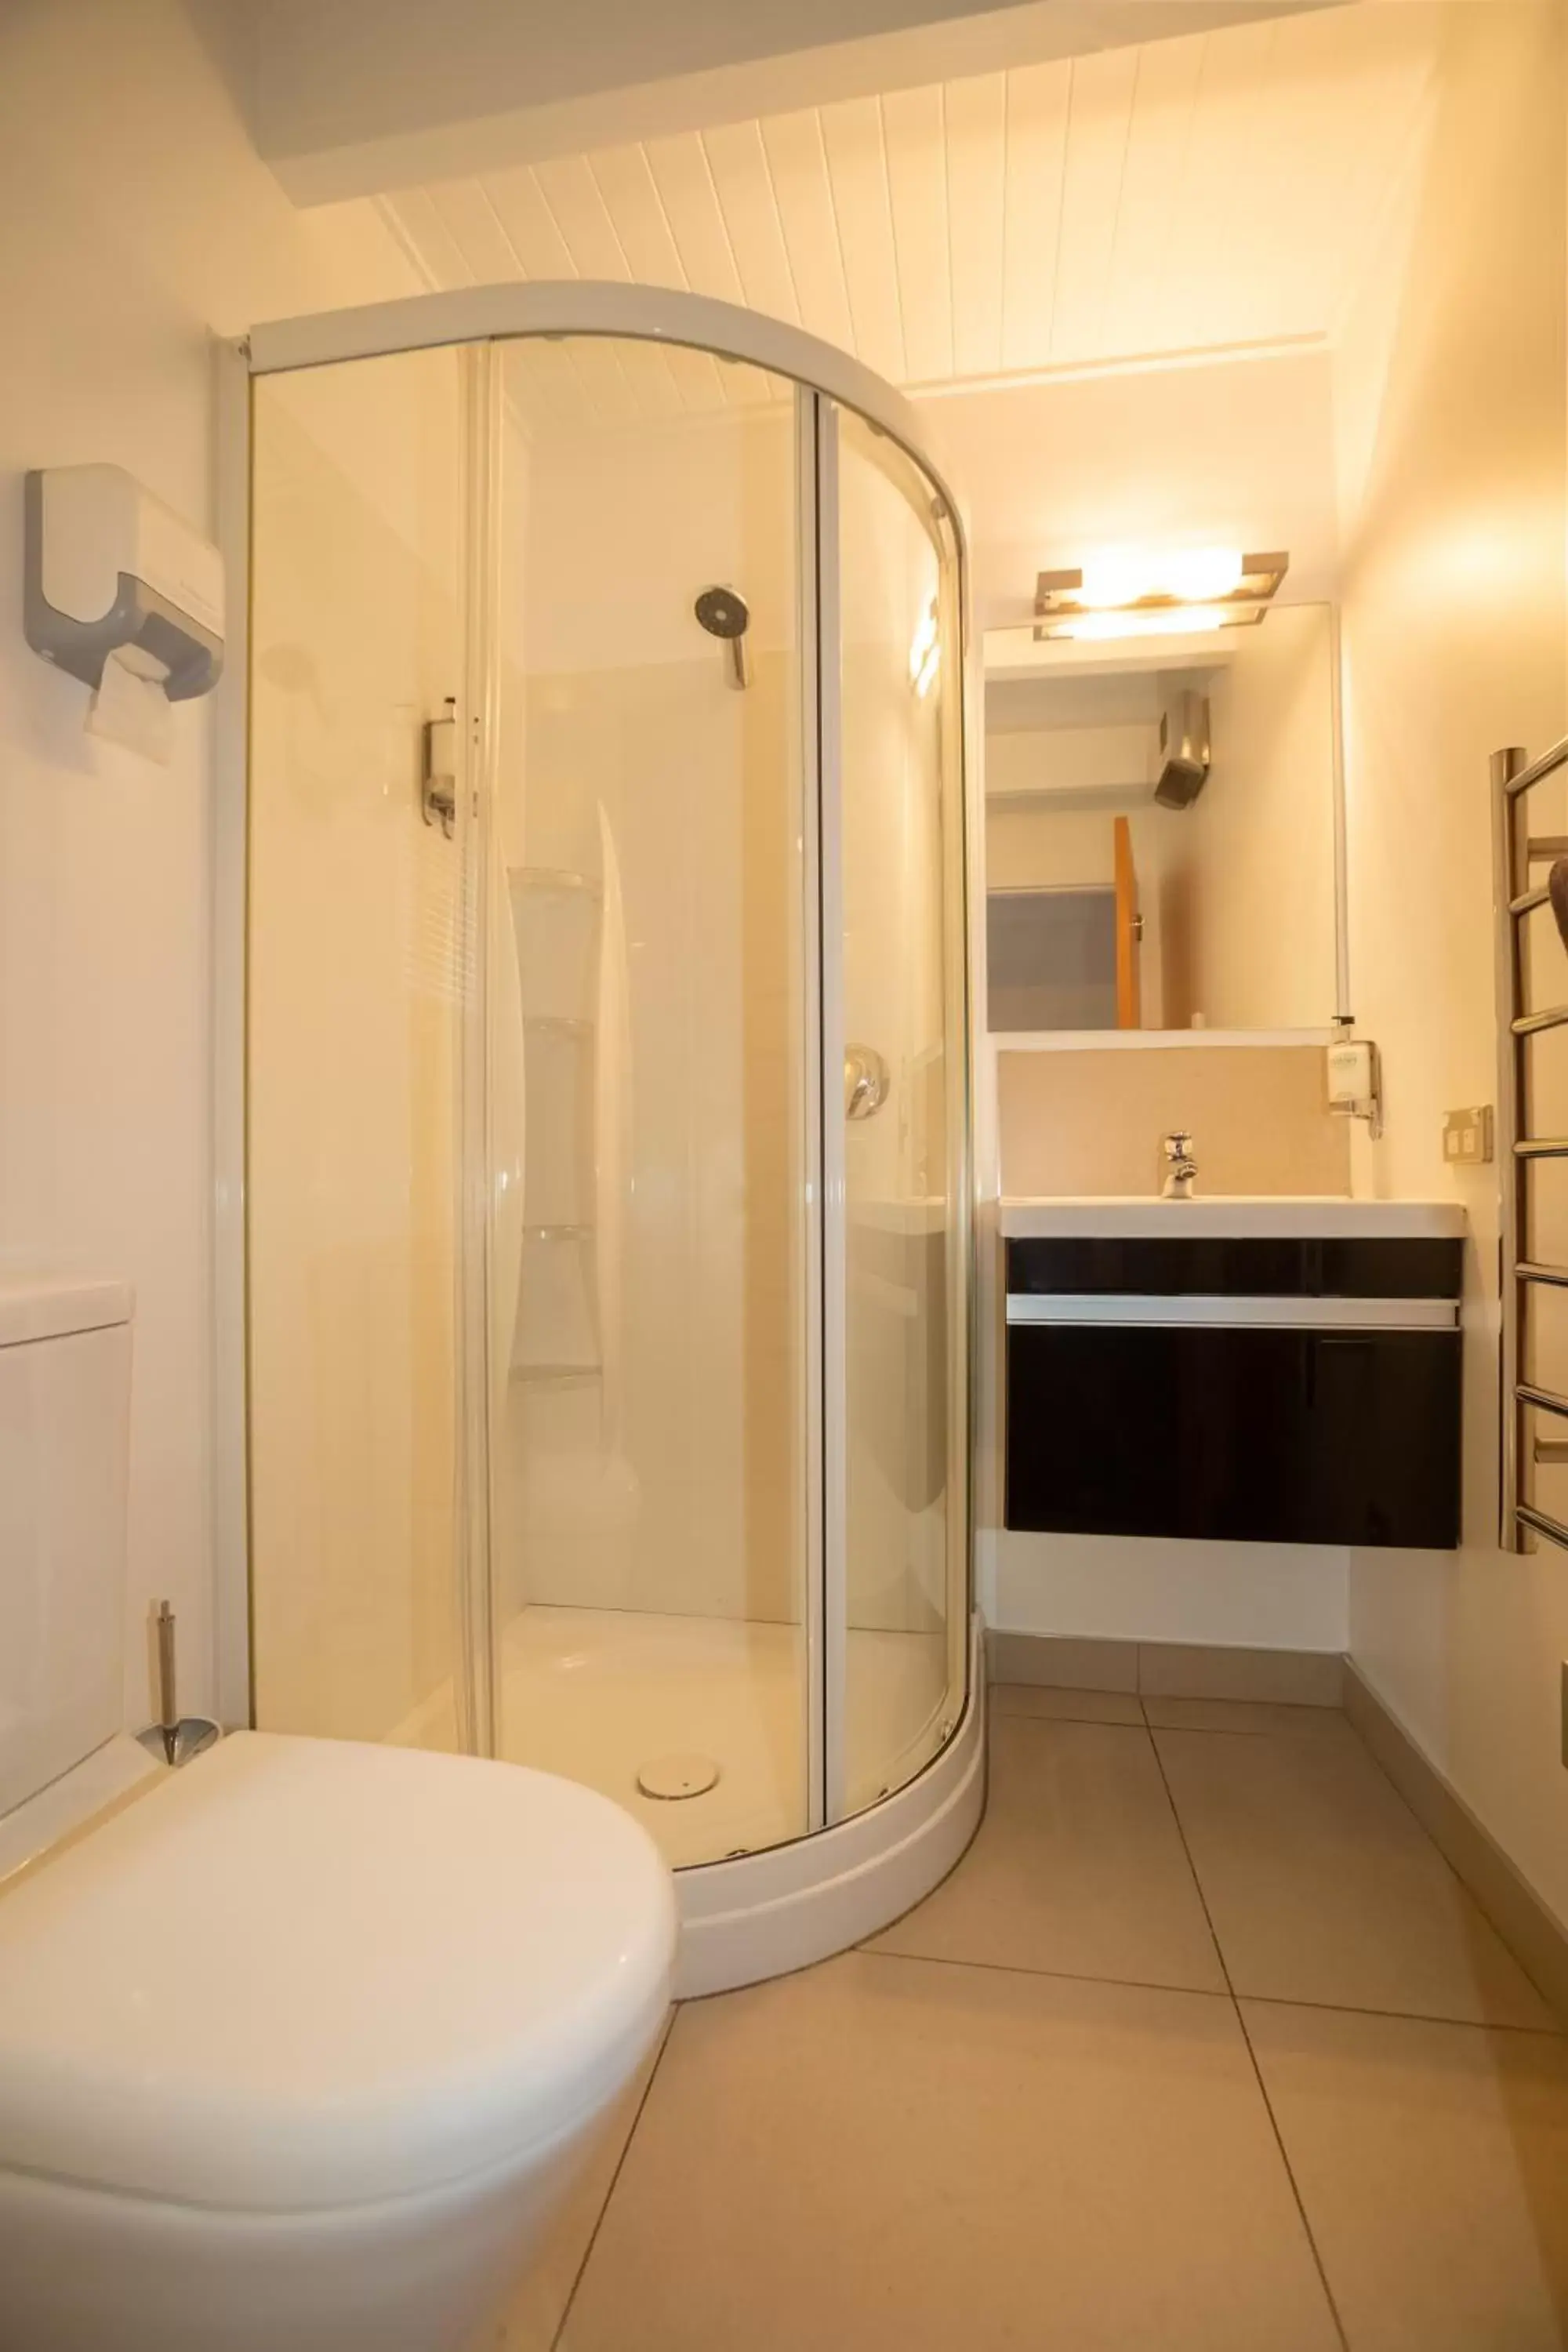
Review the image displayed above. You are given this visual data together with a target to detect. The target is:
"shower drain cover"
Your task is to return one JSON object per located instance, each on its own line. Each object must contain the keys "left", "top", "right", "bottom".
{"left": 636, "top": 1752, "right": 720, "bottom": 1801}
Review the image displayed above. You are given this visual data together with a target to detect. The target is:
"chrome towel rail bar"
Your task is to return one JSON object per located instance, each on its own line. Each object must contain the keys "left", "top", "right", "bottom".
{"left": 1494, "top": 735, "right": 1568, "bottom": 1553}
{"left": 1505, "top": 742, "right": 1568, "bottom": 796}
{"left": 1519, "top": 1502, "right": 1568, "bottom": 1550}
{"left": 1517, "top": 1381, "right": 1568, "bottom": 1422}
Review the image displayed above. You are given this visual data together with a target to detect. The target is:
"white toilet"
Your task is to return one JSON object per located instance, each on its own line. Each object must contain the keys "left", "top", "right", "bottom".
{"left": 0, "top": 1276, "right": 678, "bottom": 2352}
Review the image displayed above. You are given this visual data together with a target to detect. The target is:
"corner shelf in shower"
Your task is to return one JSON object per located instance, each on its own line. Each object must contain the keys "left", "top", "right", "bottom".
{"left": 510, "top": 1363, "right": 603, "bottom": 1387}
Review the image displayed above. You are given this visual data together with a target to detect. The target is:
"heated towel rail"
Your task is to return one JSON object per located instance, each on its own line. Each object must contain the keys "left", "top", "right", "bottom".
{"left": 1494, "top": 736, "right": 1568, "bottom": 1552}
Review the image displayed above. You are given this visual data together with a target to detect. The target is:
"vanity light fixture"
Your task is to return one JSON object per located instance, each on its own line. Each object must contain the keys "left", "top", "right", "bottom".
{"left": 1034, "top": 547, "right": 1289, "bottom": 641}
{"left": 1051, "top": 604, "right": 1237, "bottom": 644}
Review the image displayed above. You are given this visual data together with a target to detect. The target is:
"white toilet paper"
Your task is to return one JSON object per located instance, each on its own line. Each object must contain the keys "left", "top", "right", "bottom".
{"left": 86, "top": 645, "right": 174, "bottom": 764}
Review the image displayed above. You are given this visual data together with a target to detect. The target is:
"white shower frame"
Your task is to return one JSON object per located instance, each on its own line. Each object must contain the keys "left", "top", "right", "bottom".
{"left": 214, "top": 281, "right": 985, "bottom": 1996}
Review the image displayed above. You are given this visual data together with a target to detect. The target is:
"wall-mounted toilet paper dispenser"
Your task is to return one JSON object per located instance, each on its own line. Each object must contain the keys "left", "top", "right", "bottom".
{"left": 24, "top": 463, "right": 224, "bottom": 705}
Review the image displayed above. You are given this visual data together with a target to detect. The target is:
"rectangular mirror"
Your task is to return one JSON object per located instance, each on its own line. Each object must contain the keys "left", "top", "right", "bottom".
{"left": 983, "top": 602, "right": 1341, "bottom": 1034}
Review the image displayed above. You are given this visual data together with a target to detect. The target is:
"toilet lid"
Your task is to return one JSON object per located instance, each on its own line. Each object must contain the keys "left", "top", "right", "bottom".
{"left": 0, "top": 1732, "right": 676, "bottom": 2212}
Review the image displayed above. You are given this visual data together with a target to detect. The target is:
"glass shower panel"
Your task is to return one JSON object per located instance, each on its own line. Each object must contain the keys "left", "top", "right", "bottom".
{"left": 248, "top": 345, "right": 473, "bottom": 1751}
{"left": 834, "top": 407, "right": 968, "bottom": 1817}
{"left": 486, "top": 336, "right": 812, "bottom": 1866}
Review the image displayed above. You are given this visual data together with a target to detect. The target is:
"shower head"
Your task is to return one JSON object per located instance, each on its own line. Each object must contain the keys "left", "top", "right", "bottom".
{"left": 694, "top": 586, "right": 751, "bottom": 689}
{"left": 694, "top": 586, "right": 750, "bottom": 640}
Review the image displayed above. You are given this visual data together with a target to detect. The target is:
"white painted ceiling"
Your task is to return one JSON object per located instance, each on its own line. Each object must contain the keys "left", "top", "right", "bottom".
{"left": 382, "top": 3, "right": 1438, "bottom": 406}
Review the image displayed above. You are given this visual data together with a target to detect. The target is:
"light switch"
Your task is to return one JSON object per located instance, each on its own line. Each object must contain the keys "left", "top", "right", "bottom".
{"left": 1443, "top": 1106, "right": 1494, "bottom": 1166}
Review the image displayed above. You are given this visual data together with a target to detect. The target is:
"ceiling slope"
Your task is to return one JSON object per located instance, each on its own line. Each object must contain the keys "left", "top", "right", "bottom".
{"left": 242, "top": 0, "right": 1335, "bottom": 205}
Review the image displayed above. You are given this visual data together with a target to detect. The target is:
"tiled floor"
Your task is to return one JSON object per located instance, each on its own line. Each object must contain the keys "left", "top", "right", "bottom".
{"left": 514, "top": 1689, "right": 1568, "bottom": 2351}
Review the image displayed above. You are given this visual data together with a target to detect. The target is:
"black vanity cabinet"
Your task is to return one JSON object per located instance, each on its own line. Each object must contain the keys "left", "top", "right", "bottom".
{"left": 1004, "top": 1233, "right": 1464, "bottom": 1549}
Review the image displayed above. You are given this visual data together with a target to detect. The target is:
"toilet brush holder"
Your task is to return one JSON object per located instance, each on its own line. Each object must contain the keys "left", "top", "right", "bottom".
{"left": 136, "top": 1716, "right": 222, "bottom": 1768}
{"left": 134, "top": 1598, "right": 222, "bottom": 1769}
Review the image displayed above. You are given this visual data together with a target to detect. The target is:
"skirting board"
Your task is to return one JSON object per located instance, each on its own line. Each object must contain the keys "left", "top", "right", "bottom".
{"left": 988, "top": 1630, "right": 1345, "bottom": 1707}
{"left": 1345, "top": 1662, "right": 1568, "bottom": 2029}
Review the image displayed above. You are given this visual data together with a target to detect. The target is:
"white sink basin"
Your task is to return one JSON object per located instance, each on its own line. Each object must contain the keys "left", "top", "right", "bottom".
{"left": 999, "top": 1196, "right": 1468, "bottom": 1240}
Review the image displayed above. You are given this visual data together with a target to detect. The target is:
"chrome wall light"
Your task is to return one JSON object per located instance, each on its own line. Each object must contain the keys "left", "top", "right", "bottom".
{"left": 1034, "top": 547, "right": 1290, "bottom": 642}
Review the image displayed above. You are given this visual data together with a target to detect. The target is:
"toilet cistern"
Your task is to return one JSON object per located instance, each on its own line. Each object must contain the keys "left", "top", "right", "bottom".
{"left": 1161, "top": 1131, "right": 1198, "bottom": 1200}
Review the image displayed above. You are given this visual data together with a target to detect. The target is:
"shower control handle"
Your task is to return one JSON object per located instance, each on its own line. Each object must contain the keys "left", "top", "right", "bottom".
{"left": 422, "top": 698, "right": 458, "bottom": 838}
{"left": 844, "top": 1044, "right": 891, "bottom": 1120}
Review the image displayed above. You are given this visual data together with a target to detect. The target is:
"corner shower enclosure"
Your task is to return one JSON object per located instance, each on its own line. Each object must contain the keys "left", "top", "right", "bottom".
{"left": 231, "top": 285, "right": 978, "bottom": 1993}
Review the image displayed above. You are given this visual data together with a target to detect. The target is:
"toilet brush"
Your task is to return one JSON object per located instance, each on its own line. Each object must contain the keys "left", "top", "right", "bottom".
{"left": 135, "top": 1600, "right": 222, "bottom": 1767}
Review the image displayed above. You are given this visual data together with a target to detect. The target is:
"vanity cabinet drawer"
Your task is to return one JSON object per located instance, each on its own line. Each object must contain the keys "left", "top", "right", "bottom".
{"left": 1005, "top": 1323, "right": 1462, "bottom": 1548}
{"left": 1005, "top": 1236, "right": 1466, "bottom": 1300}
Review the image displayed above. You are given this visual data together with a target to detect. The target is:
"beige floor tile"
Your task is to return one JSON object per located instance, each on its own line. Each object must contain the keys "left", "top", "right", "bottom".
{"left": 1143, "top": 1696, "right": 1355, "bottom": 1739}
{"left": 992, "top": 1681, "right": 1145, "bottom": 1725}
{"left": 1245, "top": 2001, "right": 1568, "bottom": 2352}
{"left": 561, "top": 1953, "right": 1340, "bottom": 2352}
{"left": 1155, "top": 1726, "right": 1555, "bottom": 2027}
{"left": 869, "top": 1716, "right": 1224, "bottom": 1991}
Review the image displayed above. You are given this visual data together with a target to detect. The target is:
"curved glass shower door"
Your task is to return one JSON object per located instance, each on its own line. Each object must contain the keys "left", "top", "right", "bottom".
{"left": 248, "top": 343, "right": 477, "bottom": 1750}
{"left": 833, "top": 408, "right": 969, "bottom": 1820}
{"left": 485, "top": 338, "right": 814, "bottom": 1864}
{"left": 243, "top": 301, "right": 972, "bottom": 1898}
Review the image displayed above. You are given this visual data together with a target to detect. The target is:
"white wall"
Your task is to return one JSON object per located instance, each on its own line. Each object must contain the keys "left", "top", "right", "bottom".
{"left": 919, "top": 346, "right": 1339, "bottom": 632}
{"left": 1160, "top": 602, "right": 1338, "bottom": 1030}
{"left": 1334, "top": 4, "right": 1568, "bottom": 1919}
{"left": 991, "top": 1530, "right": 1348, "bottom": 1651}
{"left": 0, "top": 0, "right": 416, "bottom": 1728}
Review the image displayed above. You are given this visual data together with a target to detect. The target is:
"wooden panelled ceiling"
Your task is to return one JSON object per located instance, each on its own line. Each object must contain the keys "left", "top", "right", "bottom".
{"left": 382, "top": 4, "right": 1437, "bottom": 420}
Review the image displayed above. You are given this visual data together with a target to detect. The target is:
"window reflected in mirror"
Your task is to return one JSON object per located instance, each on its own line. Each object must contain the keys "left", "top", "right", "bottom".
{"left": 984, "top": 602, "right": 1338, "bottom": 1034}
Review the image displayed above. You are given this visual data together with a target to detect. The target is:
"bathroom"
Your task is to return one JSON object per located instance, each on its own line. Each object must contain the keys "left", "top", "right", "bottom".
{"left": 1, "top": 0, "right": 1566, "bottom": 2344}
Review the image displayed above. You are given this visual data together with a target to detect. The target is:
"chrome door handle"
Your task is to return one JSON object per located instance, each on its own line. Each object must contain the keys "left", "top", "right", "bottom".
{"left": 844, "top": 1044, "right": 891, "bottom": 1120}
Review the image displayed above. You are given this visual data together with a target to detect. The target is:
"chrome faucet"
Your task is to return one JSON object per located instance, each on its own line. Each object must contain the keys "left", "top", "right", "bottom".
{"left": 1161, "top": 1131, "right": 1197, "bottom": 1200}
